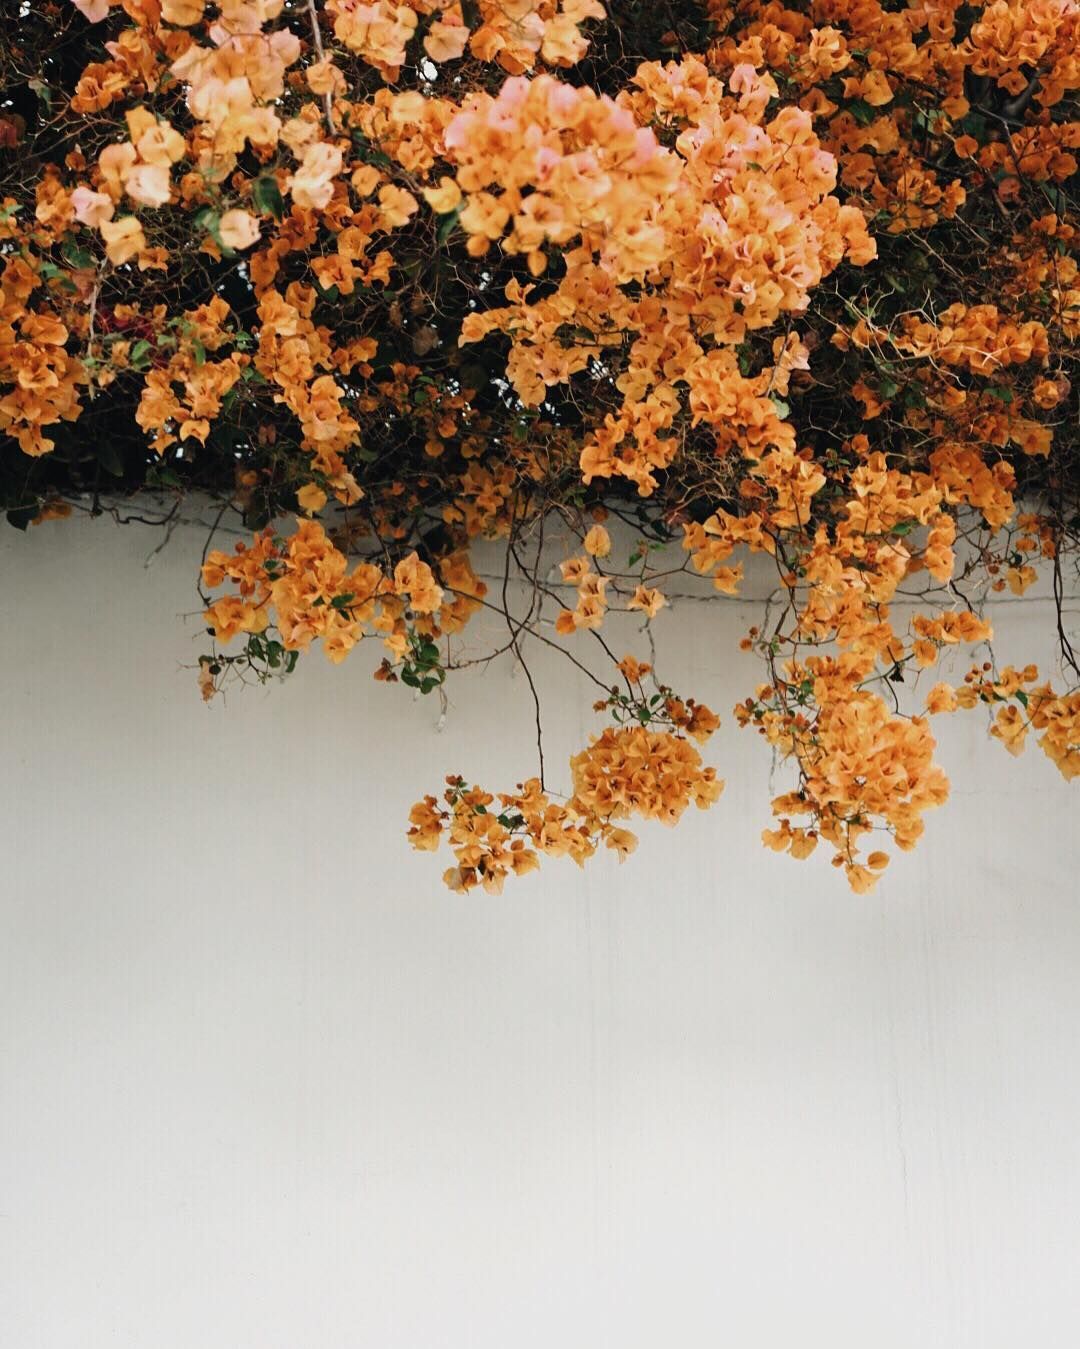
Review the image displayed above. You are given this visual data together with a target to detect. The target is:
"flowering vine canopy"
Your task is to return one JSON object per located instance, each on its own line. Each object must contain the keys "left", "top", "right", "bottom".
{"left": 2, "top": 0, "right": 1079, "bottom": 893}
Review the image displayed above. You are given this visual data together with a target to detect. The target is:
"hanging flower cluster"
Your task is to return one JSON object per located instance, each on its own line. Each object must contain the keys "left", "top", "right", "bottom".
{"left": 409, "top": 668, "right": 723, "bottom": 892}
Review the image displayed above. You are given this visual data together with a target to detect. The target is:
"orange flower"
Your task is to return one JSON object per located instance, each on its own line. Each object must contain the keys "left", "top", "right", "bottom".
{"left": 424, "top": 19, "right": 469, "bottom": 63}
{"left": 296, "top": 483, "right": 327, "bottom": 515}
{"left": 583, "top": 524, "right": 611, "bottom": 558}
{"left": 925, "top": 683, "right": 959, "bottom": 714}
{"left": 627, "top": 585, "right": 665, "bottom": 619}
{"left": 394, "top": 553, "right": 444, "bottom": 613}
{"left": 100, "top": 216, "right": 146, "bottom": 265}
{"left": 990, "top": 704, "right": 1028, "bottom": 756}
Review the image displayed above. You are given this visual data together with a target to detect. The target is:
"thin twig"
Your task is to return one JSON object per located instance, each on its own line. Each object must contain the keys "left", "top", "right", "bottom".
{"left": 85, "top": 266, "right": 104, "bottom": 401}
{"left": 306, "top": 0, "right": 336, "bottom": 133}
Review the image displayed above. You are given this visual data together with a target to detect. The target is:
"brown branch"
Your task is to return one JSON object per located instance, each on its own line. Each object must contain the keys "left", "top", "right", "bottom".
{"left": 306, "top": 0, "right": 336, "bottom": 133}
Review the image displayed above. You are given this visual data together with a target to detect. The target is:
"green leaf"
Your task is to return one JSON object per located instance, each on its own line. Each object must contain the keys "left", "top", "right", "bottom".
{"left": 28, "top": 78, "right": 51, "bottom": 110}
{"left": 437, "top": 207, "right": 462, "bottom": 245}
{"left": 252, "top": 175, "right": 284, "bottom": 222}
{"left": 351, "top": 133, "right": 393, "bottom": 171}
{"left": 193, "top": 208, "right": 233, "bottom": 257}
{"left": 60, "top": 237, "right": 94, "bottom": 269}
{"left": 129, "top": 338, "right": 153, "bottom": 368}
{"left": 146, "top": 464, "right": 181, "bottom": 488}
{"left": 554, "top": 323, "right": 596, "bottom": 346}
{"left": 96, "top": 442, "right": 125, "bottom": 477}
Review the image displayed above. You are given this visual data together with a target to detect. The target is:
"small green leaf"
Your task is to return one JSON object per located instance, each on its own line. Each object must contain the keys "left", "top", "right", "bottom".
{"left": 60, "top": 237, "right": 94, "bottom": 269}
{"left": 848, "top": 99, "right": 876, "bottom": 126}
{"left": 193, "top": 208, "right": 233, "bottom": 256}
{"left": 351, "top": 133, "right": 393, "bottom": 171}
{"left": 129, "top": 338, "right": 153, "bottom": 368}
{"left": 437, "top": 207, "right": 462, "bottom": 245}
{"left": 146, "top": 464, "right": 181, "bottom": 489}
{"left": 96, "top": 442, "right": 125, "bottom": 477}
{"left": 252, "top": 175, "right": 284, "bottom": 221}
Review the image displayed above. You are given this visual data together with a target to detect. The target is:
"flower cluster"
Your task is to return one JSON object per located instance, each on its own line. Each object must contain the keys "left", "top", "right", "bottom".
{"left": 201, "top": 519, "right": 485, "bottom": 677}
{"left": 926, "top": 664, "right": 1080, "bottom": 781}
{"left": 410, "top": 712, "right": 722, "bottom": 893}
{"left": 2, "top": 0, "right": 1077, "bottom": 893}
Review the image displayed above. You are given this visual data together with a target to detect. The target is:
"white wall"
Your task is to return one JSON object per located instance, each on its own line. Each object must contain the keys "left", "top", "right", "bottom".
{"left": 2, "top": 512, "right": 1079, "bottom": 1348}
